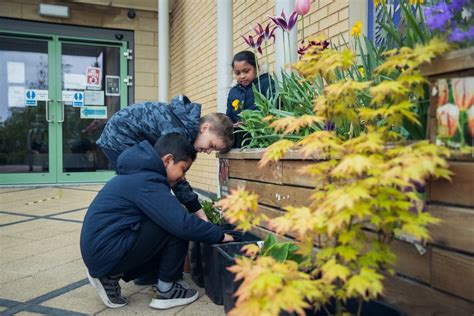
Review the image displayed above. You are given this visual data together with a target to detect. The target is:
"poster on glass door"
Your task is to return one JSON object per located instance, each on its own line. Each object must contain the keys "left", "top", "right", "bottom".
{"left": 86, "top": 67, "right": 101, "bottom": 90}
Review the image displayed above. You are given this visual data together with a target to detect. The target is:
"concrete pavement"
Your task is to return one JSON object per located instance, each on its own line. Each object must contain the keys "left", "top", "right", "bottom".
{"left": 0, "top": 185, "right": 225, "bottom": 315}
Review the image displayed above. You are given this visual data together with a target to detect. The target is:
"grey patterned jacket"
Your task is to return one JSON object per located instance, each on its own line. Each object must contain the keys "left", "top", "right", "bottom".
{"left": 97, "top": 96, "right": 202, "bottom": 212}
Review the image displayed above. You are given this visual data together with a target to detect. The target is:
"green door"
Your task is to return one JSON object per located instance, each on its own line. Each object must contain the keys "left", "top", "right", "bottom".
{"left": 0, "top": 32, "right": 128, "bottom": 185}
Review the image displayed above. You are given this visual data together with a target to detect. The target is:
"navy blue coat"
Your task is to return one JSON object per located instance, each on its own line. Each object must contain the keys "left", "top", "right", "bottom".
{"left": 97, "top": 96, "right": 202, "bottom": 212}
{"left": 226, "top": 73, "right": 274, "bottom": 123}
{"left": 80, "top": 141, "right": 224, "bottom": 278}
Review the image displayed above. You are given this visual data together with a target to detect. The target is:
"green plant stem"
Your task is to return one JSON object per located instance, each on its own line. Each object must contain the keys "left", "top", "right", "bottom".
{"left": 458, "top": 111, "right": 467, "bottom": 147}
{"left": 254, "top": 48, "right": 261, "bottom": 93}
{"left": 286, "top": 32, "right": 292, "bottom": 71}
{"left": 356, "top": 298, "right": 363, "bottom": 316}
{"left": 265, "top": 43, "right": 273, "bottom": 98}
{"left": 282, "top": 31, "right": 288, "bottom": 71}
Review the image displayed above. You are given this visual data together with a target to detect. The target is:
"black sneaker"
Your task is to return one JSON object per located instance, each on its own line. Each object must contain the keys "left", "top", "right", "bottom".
{"left": 149, "top": 282, "right": 199, "bottom": 309}
{"left": 87, "top": 271, "right": 128, "bottom": 308}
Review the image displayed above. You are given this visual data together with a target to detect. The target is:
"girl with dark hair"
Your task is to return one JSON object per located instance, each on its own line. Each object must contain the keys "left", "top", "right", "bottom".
{"left": 226, "top": 50, "right": 274, "bottom": 148}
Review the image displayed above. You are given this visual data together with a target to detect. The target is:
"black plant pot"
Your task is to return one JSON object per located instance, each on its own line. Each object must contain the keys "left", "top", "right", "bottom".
{"left": 201, "top": 231, "right": 260, "bottom": 305}
{"left": 188, "top": 223, "right": 235, "bottom": 288}
{"left": 188, "top": 240, "right": 204, "bottom": 287}
{"left": 216, "top": 242, "right": 256, "bottom": 313}
{"left": 282, "top": 299, "right": 404, "bottom": 316}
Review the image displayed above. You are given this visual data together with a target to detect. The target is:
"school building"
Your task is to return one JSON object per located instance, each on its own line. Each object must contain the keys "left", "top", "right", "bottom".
{"left": 0, "top": 0, "right": 365, "bottom": 198}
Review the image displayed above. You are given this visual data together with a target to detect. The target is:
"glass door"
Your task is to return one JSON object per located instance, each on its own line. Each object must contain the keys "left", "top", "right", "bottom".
{"left": 0, "top": 34, "right": 56, "bottom": 184}
{"left": 0, "top": 33, "right": 128, "bottom": 185}
{"left": 56, "top": 39, "right": 127, "bottom": 183}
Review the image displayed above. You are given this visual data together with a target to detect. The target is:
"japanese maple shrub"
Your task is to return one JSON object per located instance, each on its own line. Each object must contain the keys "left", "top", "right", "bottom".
{"left": 216, "top": 38, "right": 452, "bottom": 316}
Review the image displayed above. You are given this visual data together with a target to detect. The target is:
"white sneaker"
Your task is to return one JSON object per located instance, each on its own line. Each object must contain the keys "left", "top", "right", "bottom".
{"left": 149, "top": 282, "right": 199, "bottom": 309}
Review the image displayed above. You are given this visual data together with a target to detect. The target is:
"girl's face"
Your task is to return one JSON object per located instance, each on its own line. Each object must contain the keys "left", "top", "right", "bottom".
{"left": 233, "top": 60, "right": 256, "bottom": 87}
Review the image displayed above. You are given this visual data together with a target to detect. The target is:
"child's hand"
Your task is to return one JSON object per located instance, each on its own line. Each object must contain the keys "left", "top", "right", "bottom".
{"left": 194, "top": 209, "right": 209, "bottom": 222}
{"left": 222, "top": 233, "right": 234, "bottom": 243}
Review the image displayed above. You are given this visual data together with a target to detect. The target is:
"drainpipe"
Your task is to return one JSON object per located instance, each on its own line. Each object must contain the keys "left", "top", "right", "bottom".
{"left": 274, "top": 0, "right": 297, "bottom": 78}
{"left": 158, "top": 0, "right": 169, "bottom": 102}
{"left": 216, "top": 0, "right": 233, "bottom": 114}
{"left": 216, "top": 0, "right": 233, "bottom": 198}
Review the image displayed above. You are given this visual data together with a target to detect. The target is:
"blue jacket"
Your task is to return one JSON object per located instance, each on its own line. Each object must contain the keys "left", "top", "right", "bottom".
{"left": 226, "top": 73, "right": 274, "bottom": 123}
{"left": 80, "top": 141, "right": 224, "bottom": 278}
{"left": 97, "top": 96, "right": 202, "bottom": 212}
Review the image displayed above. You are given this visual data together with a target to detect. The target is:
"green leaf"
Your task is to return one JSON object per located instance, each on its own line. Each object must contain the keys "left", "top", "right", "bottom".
{"left": 265, "top": 243, "right": 290, "bottom": 262}
{"left": 261, "top": 233, "right": 277, "bottom": 254}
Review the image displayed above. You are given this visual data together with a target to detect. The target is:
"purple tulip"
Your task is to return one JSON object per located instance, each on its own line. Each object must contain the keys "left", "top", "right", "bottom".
{"left": 254, "top": 22, "right": 277, "bottom": 44}
{"left": 269, "top": 10, "right": 298, "bottom": 32}
{"left": 241, "top": 34, "right": 263, "bottom": 54}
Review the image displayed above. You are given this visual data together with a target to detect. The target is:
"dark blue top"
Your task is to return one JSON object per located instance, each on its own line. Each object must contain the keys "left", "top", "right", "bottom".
{"left": 226, "top": 73, "right": 274, "bottom": 123}
{"left": 80, "top": 141, "right": 224, "bottom": 277}
{"left": 97, "top": 96, "right": 202, "bottom": 213}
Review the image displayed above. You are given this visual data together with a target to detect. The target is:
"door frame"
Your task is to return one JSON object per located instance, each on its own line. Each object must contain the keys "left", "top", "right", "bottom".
{"left": 0, "top": 21, "right": 133, "bottom": 185}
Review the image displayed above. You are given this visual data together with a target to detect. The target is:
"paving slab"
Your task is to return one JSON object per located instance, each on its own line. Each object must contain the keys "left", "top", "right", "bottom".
{"left": 1, "top": 231, "right": 79, "bottom": 264}
{"left": 0, "top": 185, "right": 226, "bottom": 315}
{"left": 50, "top": 209, "right": 87, "bottom": 221}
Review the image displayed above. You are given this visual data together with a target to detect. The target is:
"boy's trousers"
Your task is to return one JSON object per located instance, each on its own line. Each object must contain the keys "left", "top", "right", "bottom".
{"left": 108, "top": 220, "right": 188, "bottom": 283}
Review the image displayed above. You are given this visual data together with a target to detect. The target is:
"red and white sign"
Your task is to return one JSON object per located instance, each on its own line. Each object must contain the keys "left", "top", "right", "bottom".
{"left": 86, "top": 67, "right": 101, "bottom": 90}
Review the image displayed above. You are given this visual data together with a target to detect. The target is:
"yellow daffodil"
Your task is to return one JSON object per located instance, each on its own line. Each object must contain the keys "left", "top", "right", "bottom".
{"left": 358, "top": 67, "right": 365, "bottom": 78}
{"left": 373, "top": 0, "right": 387, "bottom": 7}
{"left": 351, "top": 21, "right": 362, "bottom": 37}
{"left": 409, "top": 0, "right": 424, "bottom": 5}
{"left": 232, "top": 99, "right": 240, "bottom": 111}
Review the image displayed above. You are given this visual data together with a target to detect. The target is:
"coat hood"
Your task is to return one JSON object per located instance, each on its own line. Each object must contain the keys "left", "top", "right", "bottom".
{"left": 169, "top": 95, "right": 201, "bottom": 143}
{"left": 116, "top": 141, "right": 166, "bottom": 177}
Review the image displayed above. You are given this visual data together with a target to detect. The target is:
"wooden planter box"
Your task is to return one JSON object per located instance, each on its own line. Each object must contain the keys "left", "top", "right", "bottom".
{"left": 218, "top": 149, "right": 473, "bottom": 315}
{"left": 217, "top": 48, "right": 474, "bottom": 315}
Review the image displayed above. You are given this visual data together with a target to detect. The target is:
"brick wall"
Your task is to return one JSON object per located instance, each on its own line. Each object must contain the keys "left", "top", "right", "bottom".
{"left": 170, "top": 0, "right": 349, "bottom": 196}
{"left": 169, "top": 0, "right": 219, "bottom": 195}
{"left": 0, "top": 0, "right": 158, "bottom": 102}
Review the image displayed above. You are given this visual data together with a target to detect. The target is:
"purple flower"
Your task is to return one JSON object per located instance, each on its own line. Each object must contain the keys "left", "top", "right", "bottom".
{"left": 324, "top": 121, "right": 335, "bottom": 131}
{"left": 448, "top": 0, "right": 467, "bottom": 11}
{"left": 297, "top": 39, "right": 329, "bottom": 56}
{"left": 449, "top": 27, "right": 467, "bottom": 42}
{"left": 241, "top": 34, "right": 263, "bottom": 54}
{"left": 467, "top": 26, "right": 474, "bottom": 41}
{"left": 448, "top": 26, "right": 474, "bottom": 43}
{"left": 254, "top": 22, "right": 277, "bottom": 44}
{"left": 269, "top": 10, "right": 298, "bottom": 32}
{"left": 424, "top": 3, "right": 453, "bottom": 31}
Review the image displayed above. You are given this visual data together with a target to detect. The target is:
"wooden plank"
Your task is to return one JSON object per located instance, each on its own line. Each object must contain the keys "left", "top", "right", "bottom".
{"left": 428, "top": 204, "right": 474, "bottom": 253}
{"left": 365, "top": 231, "right": 431, "bottom": 284}
{"left": 431, "top": 248, "right": 474, "bottom": 302}
{"left": 218, "top": 149, "right": 327, "bottom": 160}
{"left": 228, "top": 178, "right": 314, "bottom": 208}
{"left": 282, "top": 160, "right": 318, "bottom": 188}
{"left": 428, "top": 162, "right": 474, "bottom": 207}
{"left": 228, "top": 159, "right": 283, "bottom": 184}
{"left": 255, "top": 204, "right": 285, "bottom": 228}
{"left": 391, "top": 240, "right": 431, "bottom": 284}
{"left": 420, "top": 46, "right": 474, "bottom": 77}
{"left": 383, "top": 275, "right": 474, "bottom": 316}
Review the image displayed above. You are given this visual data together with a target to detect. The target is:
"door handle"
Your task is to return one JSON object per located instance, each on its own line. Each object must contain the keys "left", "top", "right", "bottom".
{"left": 57, "top": 99, "right": 65, "bottom": 123}
{"left": 45, "top": 99, "right": 54, "bottom": 123}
